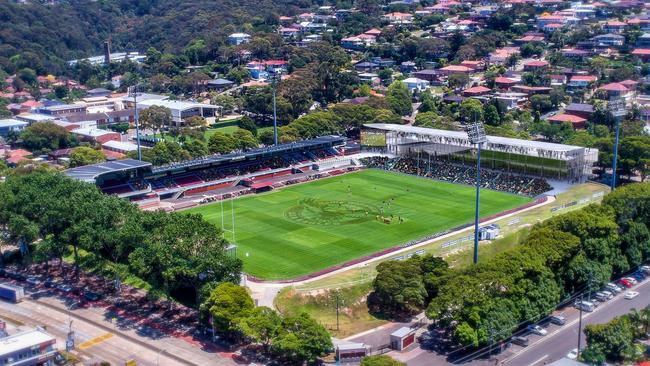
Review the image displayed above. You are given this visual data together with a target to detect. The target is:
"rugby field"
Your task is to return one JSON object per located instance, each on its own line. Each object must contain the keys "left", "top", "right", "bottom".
{"left": 186, "top": 169, "right": 531, "bottom": 280}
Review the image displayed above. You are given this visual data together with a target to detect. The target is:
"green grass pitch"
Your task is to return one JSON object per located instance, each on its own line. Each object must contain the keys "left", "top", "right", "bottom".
{"left": 186, "top": 170, "right": 532, "bottom": 280}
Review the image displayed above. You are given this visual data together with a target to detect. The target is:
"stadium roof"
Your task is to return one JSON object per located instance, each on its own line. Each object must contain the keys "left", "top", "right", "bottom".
{"left": 364, "top": 123, "right": 589, "bottom": 154}
{"left": 65, "top": 159, "right": 152, "bottom": 183}
{"left": 151, "top": 135, "right": 345, "bottom": 174}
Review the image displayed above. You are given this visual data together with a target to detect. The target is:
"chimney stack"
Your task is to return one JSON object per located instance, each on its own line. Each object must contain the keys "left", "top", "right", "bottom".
{"left": 103, "top": 40, "right": 111, "bottom": 64}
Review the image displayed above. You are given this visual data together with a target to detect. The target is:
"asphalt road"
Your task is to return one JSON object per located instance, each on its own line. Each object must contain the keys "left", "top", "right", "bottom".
{"left": 405, "top": 277, "right": 650, "bottom": 366}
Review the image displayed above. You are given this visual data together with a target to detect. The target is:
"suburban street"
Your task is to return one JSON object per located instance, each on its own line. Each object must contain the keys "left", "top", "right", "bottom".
{"left": 401, "top": 276, "right": 650, "bottom": 365}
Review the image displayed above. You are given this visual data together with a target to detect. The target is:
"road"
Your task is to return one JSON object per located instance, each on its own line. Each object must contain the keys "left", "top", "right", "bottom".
{"left": 403, "top": 277, "right": 650, "bottom": 365}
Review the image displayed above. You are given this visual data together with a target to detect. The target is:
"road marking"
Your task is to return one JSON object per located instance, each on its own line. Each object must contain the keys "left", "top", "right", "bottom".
{"left": 530, "top": 354, "right": 548, "bottom": 365}
{"left": 78, "top": 332, "right": 114, "bottom": 350}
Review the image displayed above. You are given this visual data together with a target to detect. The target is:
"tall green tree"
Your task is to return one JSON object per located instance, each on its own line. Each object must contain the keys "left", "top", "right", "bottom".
{"left": 386, "top": 81, "right": 412, "bottom": 116}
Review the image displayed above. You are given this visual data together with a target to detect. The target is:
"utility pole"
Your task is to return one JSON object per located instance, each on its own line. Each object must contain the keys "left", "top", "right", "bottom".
{"left": 466, "top": 122, "right": 487, "bottom": 265}
{"left": 577, "top": 293, "right": 584, "bottom": 359}
{"left": 269, "top": 71, "right": 282, "bottom": 146}
{"left": 335, "top": 290, "right": 340, "bottom": 331}
{"left": 609, "top": 97, "right": 626, "bottom": 191}
{"left": 128, "top": 85, "right": 142, "bottom": 160}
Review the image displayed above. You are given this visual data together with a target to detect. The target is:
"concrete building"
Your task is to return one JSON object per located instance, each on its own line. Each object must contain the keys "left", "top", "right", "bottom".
{"left": 0, "top": 328, "right": 57, "bottom": 366}
{"left": 402, "top": 77, "right": 430, "bottom": 93}
{"left": 137, "top": 99, "right": 220, "bottom": 126}
{"left": 227, "top": 33, "right": 251, "bottom": 45}
{"left": 0, "top": 119, "right": 28, "bottom": 137}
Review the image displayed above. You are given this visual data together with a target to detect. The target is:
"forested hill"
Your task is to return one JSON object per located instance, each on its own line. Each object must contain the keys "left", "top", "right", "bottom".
{"left": 0, "top": 0, "right": 316, "bottom": 74}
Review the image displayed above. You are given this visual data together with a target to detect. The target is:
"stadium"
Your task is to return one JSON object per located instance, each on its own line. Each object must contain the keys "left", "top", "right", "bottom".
{"left": 65, "top": 124, "right": 599, "bottom": 280}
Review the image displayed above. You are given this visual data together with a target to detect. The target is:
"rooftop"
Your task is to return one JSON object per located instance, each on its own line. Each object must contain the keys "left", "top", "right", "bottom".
{"left": 0, "top": 119, "right": 28, "bottom": 128}
{"left": 65, "top": 159, "right": 152, "bottom": 182}
{"left": 0, "top": 329, "right": 55, "bottom": 356}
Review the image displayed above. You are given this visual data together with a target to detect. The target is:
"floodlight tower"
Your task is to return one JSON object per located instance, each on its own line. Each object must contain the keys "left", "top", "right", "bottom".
{"left": 609, "top": 97, "right": 626, "bottom": 191}
{"left": 128, "top": 85, "right": 142, "bottom": 161}
{"left": 269, "top": 71, "right": 283, "bottom": 146}
{"left": 466, "top": 122, "right": 488, "bottom": 265}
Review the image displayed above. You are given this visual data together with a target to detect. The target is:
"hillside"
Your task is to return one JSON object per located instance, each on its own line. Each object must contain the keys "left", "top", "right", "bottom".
{"left": 0, "top": 0, "right": 318, "bottom": 74}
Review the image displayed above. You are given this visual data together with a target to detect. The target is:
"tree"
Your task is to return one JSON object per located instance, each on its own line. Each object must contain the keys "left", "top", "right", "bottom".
{"left": 370, "top": 258, "right": 427, "bottom": 317}
{"left": 208, "top": 131, "right": 237, "bottom": 154}
{"left": 232, "top": 129, "right": 258, "bottom": 150}
{"left": 386, "top": 81, "right": 412, "bottom": 116}
{"left": 202, "top": 283, "right": 254, "bottom": 338}
{"left": 447, "top": 73, "right": 470, "bottom": 89}
{"left": 184, "top": 116, "right": 206, "bottom": 128}
{"left": 584, "top": 315, "right": 637, "bottom": 364}
{"left": 271, "top": 313, "right": 332, "bottom": 365}
{"left": 238, "top": 306, "right": 282, "bottom": 350}
{"left": 20, "top": 121, "right": 75, "bottom": 153}
{"left": 69, "top": 147, "right": 105, "bottom": 167}
{"left": 459, "top": 98, "right": 483, "bottom": 122}
{"left": 237, "top": 116, "right": 258, "bottom": 136}
{"left": 211, "top": 94, "right": 238, "bottom": 114}
{"left": 139, "top": 105, "right": 173, "bottom": 138}
{"left": 484, "top": 104, "right": 501, "bottom": 126}
{"left": 360, "top": 355, "right": 406, "bottom": 366}
{"left": 530, "top": 95, "right": 553, "bottom": 114}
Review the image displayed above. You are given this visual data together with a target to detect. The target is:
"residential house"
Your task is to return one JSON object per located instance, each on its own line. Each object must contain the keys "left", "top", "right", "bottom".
{"left": 561, "top": 48, "right": 590, "bottom": 59}
{"left": 402, "top": 77, "right": 430, "bottom": 93}
{"left": 87, "top": 88, "right": 112, "bottom": 98}
{"left": 412, "top": 69, "right": 439, "bottom": 82}
{"left": 631, "top": 48, "right": 650, "bottom": 62}
{"left": 591, "top": 34, "right": 625, "bottom": 47}
{"left": 489, "top": 47, "right": 520, "bottom": 65}
{"left": 438, "top": 65, "right": 473, "bottom": 75}
{"left": 460, "top": 60, "right": 486, "bottom": 71}
{"left": 279, "top": 27, "right": 300, "bottom": 39}
{"left": 568, "top": 75, "right": 598, "bottom": 88}
{"left": 38, "top": 104, "right": 87, "bottom": 117}
{"left": 523, "top": 60, "right": 549, "bottom": 71}
{"left": 358, "top": 73, "right": 380, "bottom": 85}
{"left": 206, "top": 78, "right": 234, "bottom": 91}
{"left": 227, "top": 33, "right": 251, "bottom": 45}
{"left": 542, "top": 23, "right": 564, "bottom": 32}
{"left": 637, "top": 33, "right": 650, "bottom": 47}
{"left": 515, "top": 35, "right": 546, "bottom": 44}
{"left": 354, "top": 62, "right": 379, "bottom": 72}
{"left": 462, "top": 86, "right": 492, "bottom": 97}
{"left": 536, "top": 15, "right": 566, "bottom": 27}
{"left": 604, "top": 20, "right": 627, "bottom": 33}
{"left": 494, "top": 77, "right": 518, "bottom": 90}
{"left": 72, "top": 127, "right": 121, "bottom": 144}
{"left": 564, "top": 103, "right": 594, "bottom": 119}
{"left": 550, "top": 74, "right": 567, "bottom": 86}
{"left": 382, "top": 12, "right": 414, "bottom": 25}
{"left": 400, "top": 61, "right": 417, "bottom": 73}
{"left": 598, "top": 82, "right": 631, "bottom": 99}
{"left": 547, "top": 113, "right": 587, "bottom": 129}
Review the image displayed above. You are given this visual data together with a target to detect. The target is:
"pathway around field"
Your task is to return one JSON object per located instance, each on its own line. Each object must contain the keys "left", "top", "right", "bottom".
{"left": 246, "top": 194, "right": 556, "bottom": 308}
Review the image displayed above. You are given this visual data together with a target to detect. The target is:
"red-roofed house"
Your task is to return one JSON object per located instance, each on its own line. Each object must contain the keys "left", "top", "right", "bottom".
{"left": 462, "top": 86, "right": 492, "bottom": 96}
{"left": 460, "top": 60, "right": 486, "bottom": 71}
{"left": 364, "top": 28, "right": 382, "bottom": 36}
{"left": 547, "top": 113, "right": 587, "bottom": 129}
{"left": 5, "top": 148, "right": 32, "bottom": 166}
{"left": 542, "top": 23, "right": 564, "bottom": 32}
{"left": 632, "top": 48, "right": 650, "bottom": 62}
{"left": 383, "top": 12, "right": 414, "bottom": 23}
{"left": 494, "top": 77, "right": 518, "bottom": 90}
{"left": 620, "top": 79, "right": 639, "bottom": 89}
{"left": 604, "top": 20, "right": 627, "bottom": 33}
{"left": 568, "top": 75, "right": 598, "bottom": 88}
{"left": 515, "top": 35, "right": 546, "bottom": 44}
{"left": 599, "top": 82, "right": 630, "bottom": 98}
{"left": 438, "top": 65, "right": 473, "bottom": 75}
{"left": 523, "top": 60, "right": 549, "bottom": 71}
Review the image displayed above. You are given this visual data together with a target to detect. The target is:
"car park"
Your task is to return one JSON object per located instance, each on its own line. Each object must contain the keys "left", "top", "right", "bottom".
{"left": 511, "top": 336, "right": 529, "bottom": 347}
{"left": 550, "top": 315, "right": 566, "bottom": 326}
{"left": 625, "top": 291, "right": 640, "bottom": 300}
{"left": 526, "top": 324, "right": 547, "bottom": 336}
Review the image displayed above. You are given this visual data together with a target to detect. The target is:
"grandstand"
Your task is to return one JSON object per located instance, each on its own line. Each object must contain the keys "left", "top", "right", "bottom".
{"left": 64, "top": 136, "right": 347, "bottom": 207}
{"left": 363, "top": 123, "right": 599, "bottom": 183}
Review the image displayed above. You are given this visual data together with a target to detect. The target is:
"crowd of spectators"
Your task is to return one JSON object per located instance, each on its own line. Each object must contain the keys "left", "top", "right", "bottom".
{"left": 360, "top": 156, "right": 552, "bottom": 197}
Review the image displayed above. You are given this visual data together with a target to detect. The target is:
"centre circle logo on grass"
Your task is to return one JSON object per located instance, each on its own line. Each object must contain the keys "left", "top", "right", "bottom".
{"left": 285, "top": 198, "right": 380, "bottom": 226}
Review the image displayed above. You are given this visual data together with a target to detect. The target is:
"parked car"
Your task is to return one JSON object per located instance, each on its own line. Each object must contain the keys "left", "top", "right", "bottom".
{"left": 619, "top": 279, "right": 633, "bottom": 288}
{"left": 575, "top": 301, "right": 595, "bottom": 312}
{"left": 625, "top": 291, "right": 640, "bottom": 300}
{"left": 84, "top": 291, "right": 101, "bottom": 302}
{"left": 527, "top": 324, "right": 547, "bottom": 336}
{"left": 632, "top": 272, "right": 646, "bottom": 281}
{"left": 25, "top": 276, "right": 41, "bottom": 286}
{"left": 550, "top": 315, "right": 566, "bottom": 326}
{"left": 567, "top": 348, "right": 579, "bottom": 360}
{"left": 640, "top": 265, "right": 650, "bottom": 274}
{"left": 56, "top": 284, "right": 74, "bottom": 293}
{"left": 624, "top": 277, "right": 638, "bottom": 285}
{"left": 601, "top": 290, "right": 613, "bottom": 299}
{"left": 511, "top": 336, "right": 529, "bottom": 347}
{"left": 606, "top": 282, "right": 622, "bottom": 293}
{"left": 594, "top": 292, "right": 608, "bottom": 302}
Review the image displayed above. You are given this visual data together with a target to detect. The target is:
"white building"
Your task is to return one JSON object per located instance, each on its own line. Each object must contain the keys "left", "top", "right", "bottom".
{"left": 402, "top": 77, "right": 430, "bottom": 93}
{"left": 0, "top": 328, "right": 57, "bottom": 366}
{"left": 228, "top": 33, "right": 251, "bottom": 45}
{"left": 0, "top": 119, "right": 28, "bottom": 136}
{"left": 137, "top": 99, "right": 221, "bottom": 126}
